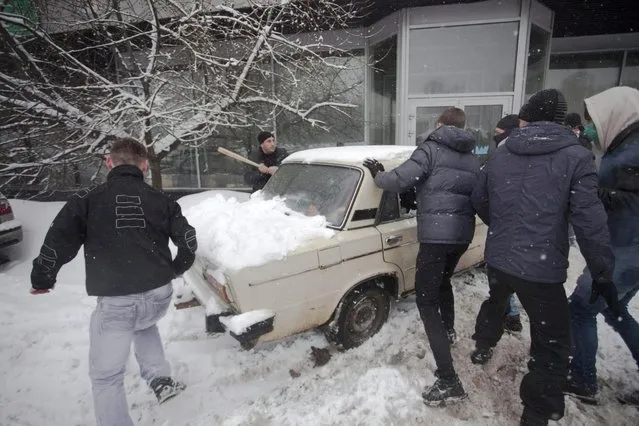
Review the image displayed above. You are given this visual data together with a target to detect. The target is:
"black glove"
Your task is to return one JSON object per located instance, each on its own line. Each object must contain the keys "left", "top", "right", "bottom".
{"left": 363, "top": 158, "right": 384, "bottom": 178}
{"left": 590, "top": 277, "right": 621, "bottom": 318}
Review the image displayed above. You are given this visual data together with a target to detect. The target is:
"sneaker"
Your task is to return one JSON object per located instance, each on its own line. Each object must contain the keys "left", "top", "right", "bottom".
{"left": 504, "top": 314, "right": 523, "bottom": 333}
{"left": 563, "top": 378, "right": 597, "bottom": 405}
{"left": 470, "top": 347, "right": 493, "bottom": 365}
{"left": 422, "top": 375, "right": 468, "bottom": 406}
{"left": 447, "top": 329, "right": 457, "bottom": 345}
{"left": 617, "top": 389, "right": 639, "bottom": 406}
{"left": 150, "top": 377, "right": 187, "bottom": 404}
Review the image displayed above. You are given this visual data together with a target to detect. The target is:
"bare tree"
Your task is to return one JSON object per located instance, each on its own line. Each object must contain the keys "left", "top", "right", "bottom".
{"left": 0, "top": 0, "right": 362, "bottom": 192}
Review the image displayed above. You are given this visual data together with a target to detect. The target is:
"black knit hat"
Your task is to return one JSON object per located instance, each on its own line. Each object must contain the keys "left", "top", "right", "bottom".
{"left": 496, "top": 114, "right": 520, "bottom": 132}
{"left": 564, "top": 112, "right": 582, "bottom": 128}
{"left": 257, "top": 131, "right": 274, "bottom": 145}
{"left": 519, "top": 89, "right": 567, "bottom": 124}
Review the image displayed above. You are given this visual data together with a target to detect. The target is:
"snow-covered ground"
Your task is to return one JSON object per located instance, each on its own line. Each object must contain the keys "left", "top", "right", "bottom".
{"left": 1, "top": 196, "right": 638, "bottom": 426}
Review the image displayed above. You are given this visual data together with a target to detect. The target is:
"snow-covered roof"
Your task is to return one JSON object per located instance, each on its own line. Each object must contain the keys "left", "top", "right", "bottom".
{"left": 283, "top": 146, "right": 416, "bottom": 167}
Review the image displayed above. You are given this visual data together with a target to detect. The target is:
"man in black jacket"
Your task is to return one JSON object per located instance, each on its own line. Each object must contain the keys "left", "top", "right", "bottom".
{"left": 243, "top": 131, "right": 289, "bottom": 192}
{"left": 30, "top": 137, "right": 197, "bottom": 426}
{"left": 364, "top": 107, "right": 479, "bottom": 406}
{"left": 470, "top": 89, "right": 616, "bottom": 426}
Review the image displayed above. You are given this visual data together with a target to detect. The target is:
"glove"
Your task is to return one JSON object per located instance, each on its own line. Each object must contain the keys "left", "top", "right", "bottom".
{"left": 363, "top": 158, "right": 384, "bottom": 178}
{"left": 590, "top": 277, "right": 621, "bottom": 318}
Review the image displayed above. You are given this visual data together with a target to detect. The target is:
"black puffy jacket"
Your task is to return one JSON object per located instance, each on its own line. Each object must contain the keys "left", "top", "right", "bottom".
{"left": 472, "top": 122, "right": 614, "bottom": 284}
{"left": 31, "top": 165, "right": 197, "bottom": 296}
{"left": 374, "top": 125, "right": 479, "bottom": 244}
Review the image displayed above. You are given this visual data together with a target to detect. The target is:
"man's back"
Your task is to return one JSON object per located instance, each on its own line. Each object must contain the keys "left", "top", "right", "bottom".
{"left": 475, "top": 121, "right": 612, "bottom": 283}
{"left": 32, "top": 165, "right": 196, "bottom": 297}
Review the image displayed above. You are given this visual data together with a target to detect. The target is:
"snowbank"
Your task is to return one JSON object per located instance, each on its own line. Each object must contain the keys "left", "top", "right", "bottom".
{"left": 181, "top": 193, "right": 334, "bottom": 271}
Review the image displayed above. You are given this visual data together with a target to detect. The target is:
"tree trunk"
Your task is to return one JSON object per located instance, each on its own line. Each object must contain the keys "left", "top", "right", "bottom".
{"left": 148, "top": 148, "right": 163, "bottom": 189}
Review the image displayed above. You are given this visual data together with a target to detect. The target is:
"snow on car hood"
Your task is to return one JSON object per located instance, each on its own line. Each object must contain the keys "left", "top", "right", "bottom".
{"left": 181, "top": 193, "right": 334, "bottom": 271}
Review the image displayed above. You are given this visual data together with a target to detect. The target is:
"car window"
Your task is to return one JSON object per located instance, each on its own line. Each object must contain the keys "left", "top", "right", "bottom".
{"left": 262, "top": 163, "right": 361, "bottom": 228}
{"left": 377, "top": 191, "right": 400, "bottom": 223}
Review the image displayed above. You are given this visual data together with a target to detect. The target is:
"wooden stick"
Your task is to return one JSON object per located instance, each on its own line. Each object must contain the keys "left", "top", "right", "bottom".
{"left": 217, "top": 147, "right": 260, "bottom": 168}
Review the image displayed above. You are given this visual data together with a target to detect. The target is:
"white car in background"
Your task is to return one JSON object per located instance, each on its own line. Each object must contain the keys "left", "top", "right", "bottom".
{"left": 180, "top": 146, "right": 487, "bottom": 349}
{"left": 0, "top": 193, "right": 23, "bottom": 253}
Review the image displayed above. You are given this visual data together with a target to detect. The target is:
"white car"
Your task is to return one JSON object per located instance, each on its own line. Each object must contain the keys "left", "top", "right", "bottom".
{"left": 181, "top": 146, "right": 487, "bottom": 349}
{"left": 0, "top": 192, "right": 22, "bottom": 251}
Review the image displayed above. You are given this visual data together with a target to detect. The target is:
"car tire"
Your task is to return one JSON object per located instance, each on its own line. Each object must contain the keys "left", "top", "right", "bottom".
{"left": 332, "top": 285, "right": 390, "bottom": 349}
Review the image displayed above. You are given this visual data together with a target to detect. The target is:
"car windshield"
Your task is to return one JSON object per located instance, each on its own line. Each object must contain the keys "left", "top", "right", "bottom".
{"left": 262, "top": 163, "right": 361, "bottom": 228}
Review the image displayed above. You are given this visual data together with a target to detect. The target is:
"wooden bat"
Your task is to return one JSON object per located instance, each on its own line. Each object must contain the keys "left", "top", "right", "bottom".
{"left": 217, "top": 147, "right": 261, "bottom": 168}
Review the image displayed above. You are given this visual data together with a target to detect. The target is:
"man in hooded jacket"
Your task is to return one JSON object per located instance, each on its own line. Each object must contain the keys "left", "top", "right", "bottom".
{"left": 565, "top": 86, "right": 639, "bottom": 407}
{"left": 470, "top": 89, "right": 616, "bottom": 426}
{"left": 363, "top": 107, "right": 479, "bottom": 406}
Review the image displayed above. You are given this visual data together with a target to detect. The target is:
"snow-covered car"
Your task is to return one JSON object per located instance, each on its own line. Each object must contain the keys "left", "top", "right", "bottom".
{"left": 181, "top": 146, "right": 487, "bottom": 349}
{"left": 0, "top": 193, "right": 22, "bottom": 249}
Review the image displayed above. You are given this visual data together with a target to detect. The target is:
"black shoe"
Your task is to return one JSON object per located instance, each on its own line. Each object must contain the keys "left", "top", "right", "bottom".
{"left": 504, "top": 314, "right": 523, "bottom": 333}
{"left": 470, "top": 347, "right": 493, "bottom": 365}
{"left": 563, "top": 378, "right": 597, "bottom": 405}
{"left": 150, "top": 377, "right": 186, "bottom": 404}
{"left": 617, "top": 390, "right": 639, "bottom": 406}
{"left": 422, "top": 375, "right": 468, "bottom": 406}
{"left": 520, "top": 407, "right": 548, "bottom": 426}
{"left": 447, "top": 329, "right": 457, "bottom": 345}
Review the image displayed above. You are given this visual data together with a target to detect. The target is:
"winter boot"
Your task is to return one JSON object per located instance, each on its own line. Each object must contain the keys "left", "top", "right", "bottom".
{"left": 520, "top": 407, "right": 548, "bottom": 426}
{"left": 150, "top": 377, "right": 187, "bottom": 404}
{"left": 470, "top": 347, "right": 493, "bottom": 365}
{"left": 422, "top": 374, "right": 468, "bottom": 406}
{"left": 504, "top": 314, "right": 523, "bottom": 333}
{"left": 563, "top": 378, "right": 597, "bottom": 405}
{"left": 447, "top": 329, "right": 457, "bottom": 346}
{"left": 617, "top": 389, "right": 639, "bottom": 407}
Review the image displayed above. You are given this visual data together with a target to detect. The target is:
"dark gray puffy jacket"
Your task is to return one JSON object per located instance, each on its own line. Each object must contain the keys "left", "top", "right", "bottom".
{"left": 472, "top": 122, "right": 614, "bottom": 284}
{"left": 374, "top": 126, "right": 479, "bottom": 244}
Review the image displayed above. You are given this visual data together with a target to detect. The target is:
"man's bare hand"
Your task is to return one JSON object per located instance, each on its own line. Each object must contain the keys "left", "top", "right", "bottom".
{"left": 267, "top": 166, "right": 278, "bottom": 175}
{"left": 30, "top": 288, "right": 51, "bottom": 295}
{"left": 258, "top": 164, "right": 269, "bottom": 174}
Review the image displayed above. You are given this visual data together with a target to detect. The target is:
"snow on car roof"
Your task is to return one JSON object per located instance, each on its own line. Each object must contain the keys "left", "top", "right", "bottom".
{"left": 283, "top": 145, "right": 416, "bottom": 166}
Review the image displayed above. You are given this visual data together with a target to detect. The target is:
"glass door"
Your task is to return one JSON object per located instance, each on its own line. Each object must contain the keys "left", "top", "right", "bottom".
{"left": 407, "top": 97, "right": 512, "bottom": 162}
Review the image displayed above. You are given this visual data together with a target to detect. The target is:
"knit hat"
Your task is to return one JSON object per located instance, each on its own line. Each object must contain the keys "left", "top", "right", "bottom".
{"left": 257, "top": 131, "right": 274, "bottom": 145}
{"left": 564, "top": 112, "right": 582, "bottom": 129}
{"left": 518, "top": 89, "right": 567, "bottom": 124}
{"left": 496, "top": 114, "right": 520, "bottom": 133}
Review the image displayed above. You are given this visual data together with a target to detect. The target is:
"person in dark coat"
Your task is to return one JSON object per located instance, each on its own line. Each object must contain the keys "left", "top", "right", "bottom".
{"left": 491, "top": 114, "right": 525, "bottom": 333}
{"left": 363, "top": 107, "right": 479, "bottom": 406}
{"left": 243, "top": 131, "right": 288, "bottom": 192}
{"left": 564, "top": 112, "right": 593, "bottom": 150}
{"left": 469, "top": 89, "right": 616, "bottom": 426}
{"left": 565, "top": 86, "right": 639, "bottom": 407}
{"left": 30, "top": 137, "right": 197, "bottom": 426}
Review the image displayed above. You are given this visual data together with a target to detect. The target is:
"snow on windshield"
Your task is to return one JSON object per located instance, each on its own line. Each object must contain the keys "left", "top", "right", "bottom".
{"left": 180, "top": 193, "right": 334, "bottom": 271}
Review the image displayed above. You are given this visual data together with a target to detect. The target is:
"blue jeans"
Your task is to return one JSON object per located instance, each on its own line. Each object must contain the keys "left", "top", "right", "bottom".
{"left": 89, "top": 284, "right": 173, "bottom": 426}
{"left": 506, "top": 294, "right": 520, "bottom": 317}
{"left": 569, "top": 265, "right": 639, "bottom": 392}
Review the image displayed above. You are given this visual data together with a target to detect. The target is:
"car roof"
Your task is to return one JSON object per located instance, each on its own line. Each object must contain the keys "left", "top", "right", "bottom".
{"left": 283, "top": 145, "right": 416, "bottom": 169}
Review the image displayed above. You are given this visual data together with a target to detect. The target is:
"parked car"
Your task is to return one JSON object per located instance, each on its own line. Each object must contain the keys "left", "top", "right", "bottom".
{"left": 0, "top": 193, "right": 23, "bottom": 249}
{"left": 180, "top": 146, "right": 487, "bottom": 349}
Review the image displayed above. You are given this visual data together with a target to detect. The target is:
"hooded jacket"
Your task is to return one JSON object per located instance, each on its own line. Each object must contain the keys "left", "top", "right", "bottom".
{"left": 374, "top": 125, "right": 479, "bottom": 244}
{"left": 472, "top": 122, "right": 614, "bottom": 284}
{"left": 585, "top": 87, "right": 639, "bottom": 285}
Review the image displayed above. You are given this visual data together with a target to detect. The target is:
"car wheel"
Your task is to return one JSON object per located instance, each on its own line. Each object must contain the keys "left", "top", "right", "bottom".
{"left": 333, "top": 286, "right": 390, "bottom": 349}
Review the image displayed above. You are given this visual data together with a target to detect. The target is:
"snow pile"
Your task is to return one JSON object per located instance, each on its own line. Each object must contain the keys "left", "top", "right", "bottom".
{"left": 284, "top": 145, "right": 416, "bottom": 164}
{"left": 182, "top": 193, "right": 334, "bottom": 271}
{"left": 220, "top": 309, "right": 275, "bottom": 335}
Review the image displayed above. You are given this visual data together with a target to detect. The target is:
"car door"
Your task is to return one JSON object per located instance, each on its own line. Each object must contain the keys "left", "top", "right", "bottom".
{"left": 374, "top": 191, "right": 419, "bottom": 294}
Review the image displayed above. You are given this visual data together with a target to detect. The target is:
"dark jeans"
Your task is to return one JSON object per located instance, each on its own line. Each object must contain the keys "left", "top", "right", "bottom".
{"left": 473, "top": 267, "right": 570, "bottom": 421}
{"left": 415, "top": 243, "right": 468, "bottom": 379}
